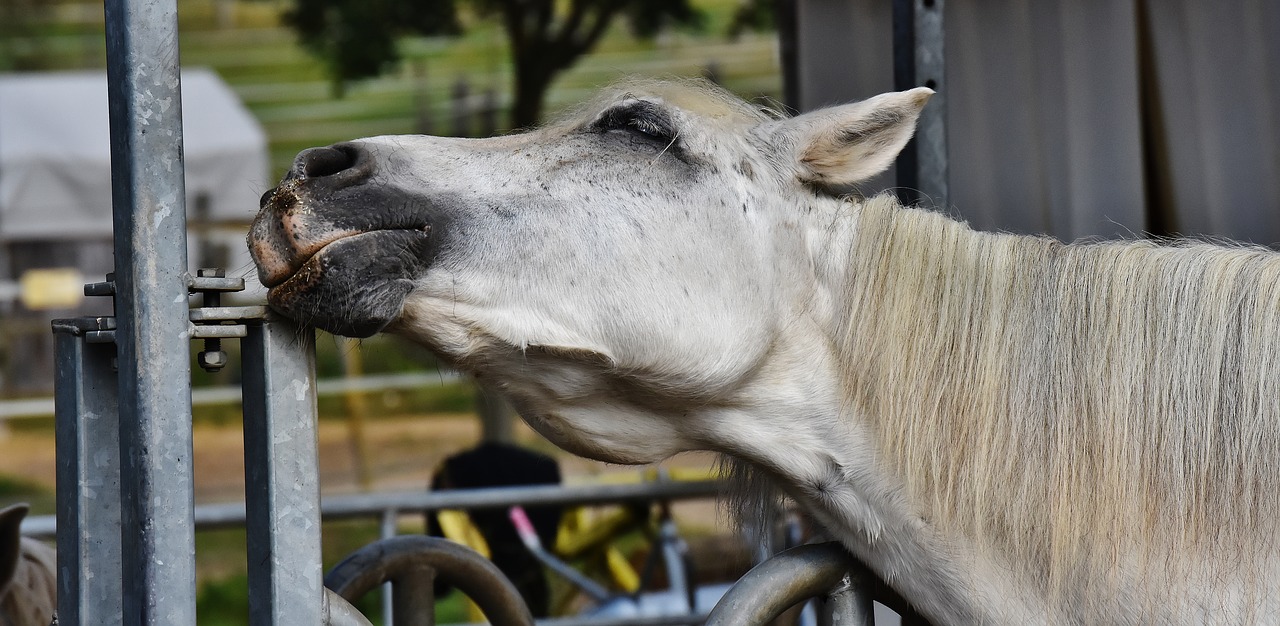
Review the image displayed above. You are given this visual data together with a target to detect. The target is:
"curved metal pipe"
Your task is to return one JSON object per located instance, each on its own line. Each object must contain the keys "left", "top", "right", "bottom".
{"left": 704, "top": 542, "right": 873, "bottom": 626}
{"left": 325, "top": 535, "right": 535, "bottom": 626}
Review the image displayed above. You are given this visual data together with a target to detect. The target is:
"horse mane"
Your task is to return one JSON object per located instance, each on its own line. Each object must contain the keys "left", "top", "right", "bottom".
{"left": 837, "top": 196, "right": 1280, "bottom": 598}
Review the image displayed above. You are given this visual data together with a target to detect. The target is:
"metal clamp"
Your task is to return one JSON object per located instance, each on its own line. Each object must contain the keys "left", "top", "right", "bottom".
{"left": 186, "top": 268, "right": 271, "bottom": 372}
{"left": 191, "top": 268, "right": 235, "bottom": 371}
{"left": 325, "top": 536, "right": 536, "bottom": 626}
{"left": 54, "top": 268, "right": 269, "bottom": 371}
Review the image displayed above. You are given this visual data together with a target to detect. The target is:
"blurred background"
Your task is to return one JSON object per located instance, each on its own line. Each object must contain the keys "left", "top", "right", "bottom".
{"left": 0, "top": 0, "right": 1277, "bottom": 623}
{"left": 0, "top": 1, "right": 779, "bottom": 623}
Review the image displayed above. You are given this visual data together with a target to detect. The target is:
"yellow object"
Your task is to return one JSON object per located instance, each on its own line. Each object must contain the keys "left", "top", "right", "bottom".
{"left": 19, "top": 268, "right": 84, "bottom": 310}
{"left": 436, "top": 509, "right": 491, "bottom": 557}
{"left": 435, "top": 509, "right": 489, "bottom": 622}
{"left": 604, "top": 546, "right": 640, "bottom": 593}
{"left": 436, "top": 468, "right": 718, "bottom": 617}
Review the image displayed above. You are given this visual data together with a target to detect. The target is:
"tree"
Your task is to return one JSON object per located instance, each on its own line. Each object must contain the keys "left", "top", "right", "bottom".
{"left": 285, "top": 0, "right": 704, "bottom": 129}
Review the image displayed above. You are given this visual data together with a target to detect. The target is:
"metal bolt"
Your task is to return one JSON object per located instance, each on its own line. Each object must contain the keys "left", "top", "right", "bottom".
{"left": 195, "top": 268, "right": 228, "bottom": 372}
{"left": 197, "top": 346, "right": 228, "bottom": 372}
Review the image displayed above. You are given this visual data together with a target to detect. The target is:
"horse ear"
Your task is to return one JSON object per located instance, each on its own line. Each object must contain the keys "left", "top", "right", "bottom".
{"left": 780, "top": 87, "right": 933, "bottom": 188}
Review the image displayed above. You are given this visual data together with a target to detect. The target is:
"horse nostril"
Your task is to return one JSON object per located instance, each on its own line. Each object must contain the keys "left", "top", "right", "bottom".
{"left": 294, "top": 144, "right": 361, "bottom": 179}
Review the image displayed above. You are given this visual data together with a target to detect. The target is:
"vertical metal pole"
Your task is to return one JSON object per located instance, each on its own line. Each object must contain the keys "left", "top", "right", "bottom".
{"left": 391, "top": 563, "right": 436, "bottom": 626}
{"left": 103, "top": 0, "right": 197, "bottom": 622}
{"left": 241, "top": 317, "right": 324, "bottom": 625}
{"left": 477, "top": 386, "right": 516, "bottom": 444}
{"left": 380, "top": 508, "right": 400, "bottom": 624}
{"left": 893, "top": 0, "right": 948, "bottom": 210}
{"left": 53, "top": 325, "right": 123, "bottom": 626}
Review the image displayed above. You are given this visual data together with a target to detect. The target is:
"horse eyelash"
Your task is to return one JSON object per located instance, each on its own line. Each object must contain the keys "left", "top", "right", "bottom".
{"left": 594, "top": 101, "right": 677, "bottom": 144}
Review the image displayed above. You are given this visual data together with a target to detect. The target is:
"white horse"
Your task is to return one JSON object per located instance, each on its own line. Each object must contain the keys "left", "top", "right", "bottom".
{"left": 249, "top": 80, "right": 1280, "bottom": 624}
{"left": 0, "top": 504, "right": 56, "bottom": 626}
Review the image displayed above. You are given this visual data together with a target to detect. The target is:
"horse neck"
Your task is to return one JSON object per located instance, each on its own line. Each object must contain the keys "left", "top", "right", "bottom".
{"left": 834, "top": 197, "right": 1280, "bottom": 610}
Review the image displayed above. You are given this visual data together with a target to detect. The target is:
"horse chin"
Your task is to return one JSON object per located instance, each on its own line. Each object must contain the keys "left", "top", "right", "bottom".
{"left": 524, "top": 413, "right": 665, "bottom": 465}
{"left": 266, "top": 229, "right": 432, "bottom": 338}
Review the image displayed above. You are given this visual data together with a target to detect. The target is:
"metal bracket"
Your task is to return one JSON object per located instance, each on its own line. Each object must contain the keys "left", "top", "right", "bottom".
{"left": 58, "top": 269, "right": 268, "bottom": 372}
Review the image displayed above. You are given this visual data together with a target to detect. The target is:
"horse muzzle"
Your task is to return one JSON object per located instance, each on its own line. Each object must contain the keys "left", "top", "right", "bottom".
{"left": 248, "top": 143, "right": 437, "bottom": 337}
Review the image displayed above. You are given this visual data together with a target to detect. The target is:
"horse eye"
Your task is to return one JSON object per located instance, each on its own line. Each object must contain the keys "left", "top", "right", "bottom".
{"left": 594, "top": 102, "right": 676, "bottom": 144}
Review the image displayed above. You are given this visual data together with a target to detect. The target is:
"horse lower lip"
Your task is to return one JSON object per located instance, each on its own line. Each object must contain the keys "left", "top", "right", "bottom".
{"left": 264, "top": 229, "right": 434, "bottom": 338}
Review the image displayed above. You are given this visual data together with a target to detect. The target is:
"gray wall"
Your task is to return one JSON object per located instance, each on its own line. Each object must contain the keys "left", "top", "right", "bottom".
{"left": 795, "top": 0, "right": 1280, "bottom": 245}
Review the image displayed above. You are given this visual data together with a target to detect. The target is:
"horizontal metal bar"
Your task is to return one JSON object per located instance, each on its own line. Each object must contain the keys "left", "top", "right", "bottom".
{"left": 84, "top": 281, "right": 117, "bottom": 297}
{"left": 86, "top": 330, "right": 117, "bottom": 344}
{"left": 188, "top": 275, "right": 246, "bottom": 292}
{"left": 319, "top": 480, "right": 725, "bottom": 520}
{"left": 1, "top": 371, "right": 463, "bottom": 420}
{"left": 23, "top": 480, "right": 725, "bottom": 538}
{"left": 189, "top": 306, "right": 269, "bottom": 322}
{"left": 52, "top": 317, "right": 116, "bottom": 337}
{"left": 188, "top": 324, "right": 249, "bottom": 339}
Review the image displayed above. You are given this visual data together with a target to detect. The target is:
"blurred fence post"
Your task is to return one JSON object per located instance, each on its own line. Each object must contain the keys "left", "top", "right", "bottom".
{"left": 476, "top": 386, "right": 515, "bottom": 444}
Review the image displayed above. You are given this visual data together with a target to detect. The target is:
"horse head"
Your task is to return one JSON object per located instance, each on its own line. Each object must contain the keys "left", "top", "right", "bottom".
{"left": 249, "top": 82, "right": 929, "bottom": 464}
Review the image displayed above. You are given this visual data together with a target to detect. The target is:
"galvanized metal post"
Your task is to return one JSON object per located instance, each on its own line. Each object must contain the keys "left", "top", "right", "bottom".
{"left": 103, "top": 0, "right": 198, "bottom": 622}
{"left": 53, "top": 321, "right": 123, "bottom": 626}
{"left": 241, "top": 317, "right": 325, "bottom": 625}
{"left": 893, "top": 0, "right": 948, "bottom": 210}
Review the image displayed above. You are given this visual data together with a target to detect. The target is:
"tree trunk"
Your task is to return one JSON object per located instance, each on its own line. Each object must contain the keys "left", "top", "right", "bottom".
{"left": 510, "top": 55, "right": 558, "bottom": 129}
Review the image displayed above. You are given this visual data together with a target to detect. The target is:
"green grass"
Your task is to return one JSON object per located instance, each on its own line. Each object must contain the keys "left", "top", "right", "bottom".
{"left": 0, "top": 473, "right": 55, "bottom": 515}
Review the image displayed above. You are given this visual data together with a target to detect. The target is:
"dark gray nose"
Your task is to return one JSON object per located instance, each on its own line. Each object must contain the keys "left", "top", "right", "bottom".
{"left": 288, "top": 143, "right": 372, "bottom": 186}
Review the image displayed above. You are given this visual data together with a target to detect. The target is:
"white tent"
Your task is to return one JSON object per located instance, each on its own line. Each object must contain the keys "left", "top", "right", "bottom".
{"left": 0, "top": 67, "right": 268, "bottom": 240}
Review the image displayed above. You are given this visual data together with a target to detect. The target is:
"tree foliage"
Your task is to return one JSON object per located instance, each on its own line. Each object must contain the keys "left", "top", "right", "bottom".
{"left": 286, "top": 0, "right": 461, "bottom": 94}
{"left": 727, "top": 0, "right": 777, "bottom": 40}
{"left": 0, "top": 0, "right": 54, "bottom": 72}
{"left": 284, "top": 0, "right": 703, "bottom": 128}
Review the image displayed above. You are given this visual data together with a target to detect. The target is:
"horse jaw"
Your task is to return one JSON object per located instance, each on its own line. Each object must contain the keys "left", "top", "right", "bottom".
{"left": 390, "top": 289, "right": 718, "bottom": 465}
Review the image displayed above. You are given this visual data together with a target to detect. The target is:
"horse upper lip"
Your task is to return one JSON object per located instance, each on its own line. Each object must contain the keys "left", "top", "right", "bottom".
{"left": 259, "top": 227, "right": 432, "bottom": 290}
